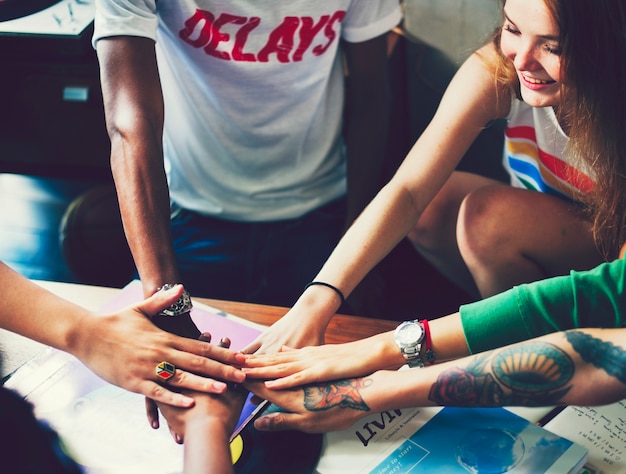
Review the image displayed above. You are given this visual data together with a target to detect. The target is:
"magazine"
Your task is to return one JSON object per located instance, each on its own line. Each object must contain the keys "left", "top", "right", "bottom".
{"left": 316, "top": 405, "right": 588, "bottom": 473}
{"left": 544, "top": 400, "right": 626, "bottom": 474}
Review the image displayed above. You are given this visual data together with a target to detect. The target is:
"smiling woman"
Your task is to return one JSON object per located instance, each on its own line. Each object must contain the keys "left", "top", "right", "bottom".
{"left": 499, "top": 0, "right": 562, "bottom": 108}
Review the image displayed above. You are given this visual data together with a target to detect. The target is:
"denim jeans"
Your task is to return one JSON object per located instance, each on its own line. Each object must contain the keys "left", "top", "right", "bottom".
{"left": 170, "top": 198, "right": 346, "bottom": 307}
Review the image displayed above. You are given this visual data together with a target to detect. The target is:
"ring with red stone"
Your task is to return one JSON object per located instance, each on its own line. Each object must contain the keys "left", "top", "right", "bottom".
{"left": 155, "top": 361, "right": 176, "bottom": 383}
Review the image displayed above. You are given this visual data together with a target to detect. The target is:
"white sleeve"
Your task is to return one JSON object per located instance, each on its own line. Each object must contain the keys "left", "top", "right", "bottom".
{"left": 92, "top": 0, "right": 159, "bottom": 48}
{"left": 341, "top": 0, "right": 403, "bottom": 43}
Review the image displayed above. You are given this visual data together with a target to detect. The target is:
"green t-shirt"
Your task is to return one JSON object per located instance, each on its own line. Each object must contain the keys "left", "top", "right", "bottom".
{"left": 460, "top": 256, "right": 626, "bottom": 354}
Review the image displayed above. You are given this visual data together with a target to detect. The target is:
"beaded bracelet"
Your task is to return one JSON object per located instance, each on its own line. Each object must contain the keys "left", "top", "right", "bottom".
{"left": 304, "top": 281, "right": 346, "bottom": 307}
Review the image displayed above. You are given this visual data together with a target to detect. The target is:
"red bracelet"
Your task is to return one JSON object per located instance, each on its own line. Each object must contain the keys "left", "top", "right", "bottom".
{"left": 420, "top": 319, "right": 435, "bottom": 365}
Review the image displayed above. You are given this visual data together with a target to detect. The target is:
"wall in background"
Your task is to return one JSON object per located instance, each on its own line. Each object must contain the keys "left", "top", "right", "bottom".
{"left": 403, "top": 0, "right": 502, "bottom": 65}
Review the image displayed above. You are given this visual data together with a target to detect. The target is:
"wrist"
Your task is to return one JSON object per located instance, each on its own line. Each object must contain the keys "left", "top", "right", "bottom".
{"left": 188, "top": 415, "right": 232, "bottom": 440}
{"left": 64, "top": 309, "right": 98, "bottom": 359}
{"left": 392, "top": 319, "right": 435, "bottom": 368}
{"left": 151, "top": 283, "right": 200, "bottom": 339}
{"left": 378, "top": 332, "right": 409, "bottom": 368}
{"left": 296, "top": 284, "right": 343, "bottom": 324}
{"left": 303, "top": 281, "right": 345, "bottom": 308}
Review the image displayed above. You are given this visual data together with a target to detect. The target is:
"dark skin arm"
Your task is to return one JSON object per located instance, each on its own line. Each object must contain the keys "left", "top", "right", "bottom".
{"left": 96, "top": 36, "right": 198, "bottom": 339}
{"left": 245, "top": 329, "right": 626, "bottom": 433}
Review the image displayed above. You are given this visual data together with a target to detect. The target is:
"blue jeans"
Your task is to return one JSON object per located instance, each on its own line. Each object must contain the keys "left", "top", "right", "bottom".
{"left": 170, "top": 198, "right": 346, "bottom": 307}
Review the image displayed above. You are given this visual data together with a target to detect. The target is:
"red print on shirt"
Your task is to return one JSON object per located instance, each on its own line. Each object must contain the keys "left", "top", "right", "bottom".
{"left": 179, "top": 10, "right": 346, "bottom": 62}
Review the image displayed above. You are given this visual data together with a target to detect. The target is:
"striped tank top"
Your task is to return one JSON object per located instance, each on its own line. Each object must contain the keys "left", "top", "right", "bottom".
{"left": 502, "top": 98, "right": 594, "bottom": 202}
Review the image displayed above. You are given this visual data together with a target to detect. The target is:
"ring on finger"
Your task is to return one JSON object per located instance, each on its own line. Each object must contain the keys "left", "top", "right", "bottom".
{"left": 155, "top": 361, "right": 176, "bottom": 383}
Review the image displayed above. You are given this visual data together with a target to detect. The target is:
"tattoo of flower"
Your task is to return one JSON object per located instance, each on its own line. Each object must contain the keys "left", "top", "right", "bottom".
{"left": 303, "top": 378, "right": 371, "bottom": 412}
{"left": 429, "top": 342, "right": 573, "bottom": 406}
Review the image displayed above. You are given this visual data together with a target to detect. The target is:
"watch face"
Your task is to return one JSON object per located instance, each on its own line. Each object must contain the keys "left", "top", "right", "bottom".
{"left": 396, "top": 321, "right": 424, "bottom": 347}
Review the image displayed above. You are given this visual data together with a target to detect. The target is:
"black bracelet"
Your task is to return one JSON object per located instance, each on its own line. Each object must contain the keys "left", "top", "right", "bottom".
{"left": 304, "top": 281, "right": 346, "bottom": 307}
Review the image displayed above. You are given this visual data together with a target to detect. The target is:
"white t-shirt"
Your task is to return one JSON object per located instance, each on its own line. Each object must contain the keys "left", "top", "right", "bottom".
{"left": 93, "top": 1, "right": 402, "bottom": 221}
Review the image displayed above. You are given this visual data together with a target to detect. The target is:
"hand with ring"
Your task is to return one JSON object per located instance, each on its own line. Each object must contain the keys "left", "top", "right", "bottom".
{"left": 67, "top": 284, "right": 246, "bottom": 409}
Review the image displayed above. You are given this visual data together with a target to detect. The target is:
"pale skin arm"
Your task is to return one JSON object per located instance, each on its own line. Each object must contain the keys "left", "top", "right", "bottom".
{"left": 245, "top": 328, "right": 626, "bottom": 433}
{"left": 244, "top": 43, "right": 511, "bottom": 355}
{"left": 0, "top": 262, "right": 245, "bottom": 407}
{"left": 243, "top": 313, "right": 467, "bottom": 388}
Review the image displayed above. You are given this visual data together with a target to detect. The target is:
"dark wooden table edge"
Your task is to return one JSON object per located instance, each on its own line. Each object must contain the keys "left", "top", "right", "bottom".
{"left": 199, "top": 298, "right": 398, "bottom": 345}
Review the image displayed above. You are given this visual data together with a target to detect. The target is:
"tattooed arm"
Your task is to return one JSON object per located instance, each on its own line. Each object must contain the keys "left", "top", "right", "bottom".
{"left": 243, "top": 328, "right": 626, "bottom": 433}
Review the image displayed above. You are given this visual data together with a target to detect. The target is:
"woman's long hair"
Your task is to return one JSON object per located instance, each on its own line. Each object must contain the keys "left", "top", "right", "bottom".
{"left": 487, "top": 0, "right": 626, "bottom": 259}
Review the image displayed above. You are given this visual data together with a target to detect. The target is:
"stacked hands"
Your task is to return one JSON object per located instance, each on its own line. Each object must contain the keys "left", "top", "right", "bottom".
{"left": 130, "top": 287, "right": 372, "bottom": 441}
{"left": 64, "top": 280, "right": 626, "bottom": 449}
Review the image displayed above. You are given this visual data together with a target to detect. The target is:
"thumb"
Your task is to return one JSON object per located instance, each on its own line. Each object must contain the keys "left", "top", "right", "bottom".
{"left": 137, "top": 284, "right": 185, "bottom": 319}
{"left": 254, "top": 412, "right": 300, "bottom": 432}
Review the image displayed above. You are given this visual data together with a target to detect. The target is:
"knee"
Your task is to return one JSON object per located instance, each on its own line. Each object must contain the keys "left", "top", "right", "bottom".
{"left": 457, "top": 186, "right": 513, "bottom": 264}
{"left": 407, "top": 195, "right": 452, "bottom": 252}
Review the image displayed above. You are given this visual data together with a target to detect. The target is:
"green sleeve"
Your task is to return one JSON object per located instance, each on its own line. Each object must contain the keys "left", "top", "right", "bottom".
{"left": 460, "top": 257, "right": 626, "bottom": 354}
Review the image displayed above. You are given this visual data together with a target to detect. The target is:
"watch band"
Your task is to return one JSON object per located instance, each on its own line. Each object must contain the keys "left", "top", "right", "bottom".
{"left": 405, "top": 351, "right": 425, "bottom": 368}
{"left": 156, "top": 284, "right": 193, "bottom": 317}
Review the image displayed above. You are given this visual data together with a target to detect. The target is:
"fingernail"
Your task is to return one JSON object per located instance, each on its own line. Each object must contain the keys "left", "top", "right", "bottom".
{"left": 213, "top": 381, "right": 227, "bottom": 391}
{"left": 255, "top": 417, "right": 269, "bottom": 431}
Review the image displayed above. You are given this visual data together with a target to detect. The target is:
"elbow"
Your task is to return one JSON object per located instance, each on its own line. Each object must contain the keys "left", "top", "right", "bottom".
{"left": 106, "top": 110, "right": 163, "bottom": 168}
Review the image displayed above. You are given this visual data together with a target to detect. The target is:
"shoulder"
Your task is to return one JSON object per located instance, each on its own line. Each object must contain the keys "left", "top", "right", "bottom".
{"left": 436, "top": 44, "right": 511, "bottom": 126}
{"left": 463, "top": 44, "right": 512, "bottom": 119}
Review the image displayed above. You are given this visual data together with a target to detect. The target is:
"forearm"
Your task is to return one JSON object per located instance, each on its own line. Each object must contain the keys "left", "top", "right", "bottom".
{"left": 183, "top": 417, "right": 233, "bottom": 474}
{"left": 98, "top": 36, "right": 179, "bottom": 298}
{"left": 304, "top": 183, "right": 421, "bottom": 312}
{"left": 0, "top": 263, "right": 92, "bottom": 351}
{"left": 245, "top": 315, "right": 470, "bottom": 390}
{"left": 111, "top": 139, "right": 179, "bottom": 296}
{"left": 460, "top": 258, "right": 626, "bottom": 354}
{"left": 365, "top": 328, "right": 626, "bottom": 414}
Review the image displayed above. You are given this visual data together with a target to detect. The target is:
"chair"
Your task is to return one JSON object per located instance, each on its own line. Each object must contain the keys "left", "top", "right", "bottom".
{"left": 59, "top": 183, "right": 135, "bottom": 288}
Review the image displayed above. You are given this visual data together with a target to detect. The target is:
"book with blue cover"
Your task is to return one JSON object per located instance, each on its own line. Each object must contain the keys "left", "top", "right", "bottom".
{"left": 316, "top": 405, "right": 588, "bottom": 473}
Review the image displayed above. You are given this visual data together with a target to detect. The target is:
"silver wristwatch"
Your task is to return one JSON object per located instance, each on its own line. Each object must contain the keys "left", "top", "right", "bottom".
{"left": 393, "top": 319, "right": 426, "bottom": 368}
{"left": 156, "top": 284, "right": 193, "bottom": 317}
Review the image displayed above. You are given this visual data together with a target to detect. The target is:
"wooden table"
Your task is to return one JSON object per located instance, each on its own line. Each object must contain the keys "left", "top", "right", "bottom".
{"left": 200, "top": 298, "right": 398, "bottom": 345}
